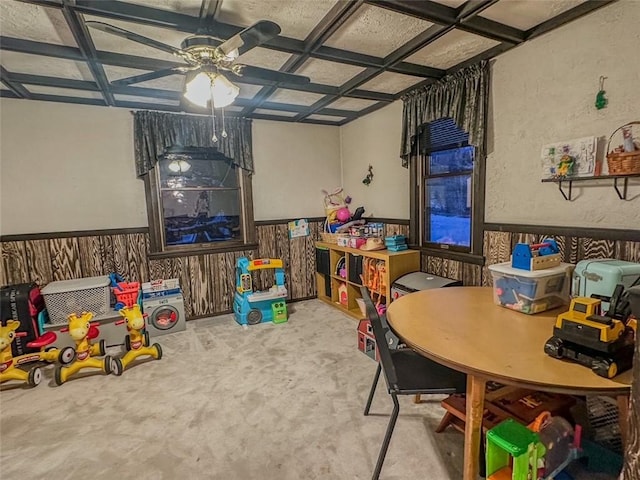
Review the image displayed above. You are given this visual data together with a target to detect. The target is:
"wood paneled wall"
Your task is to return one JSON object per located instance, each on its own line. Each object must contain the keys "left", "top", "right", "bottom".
{"left": 1, "top": 221, "right": 325, "bottom": 319}
{"left": 419, "top": 230, "right": 640, "bottom": 287}
{"left": 5, "top": 220, "right": 637, "bottom": 318}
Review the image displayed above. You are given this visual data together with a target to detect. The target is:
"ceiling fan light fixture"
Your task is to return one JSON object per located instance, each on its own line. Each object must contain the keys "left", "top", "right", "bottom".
{"left": 184, "top": 72, "right": 239, "bottom": 109}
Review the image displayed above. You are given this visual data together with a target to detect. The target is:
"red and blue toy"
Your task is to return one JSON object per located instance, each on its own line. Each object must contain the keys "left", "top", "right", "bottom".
{"left": 511, "top": 239, "right": 561, "bottom": 271}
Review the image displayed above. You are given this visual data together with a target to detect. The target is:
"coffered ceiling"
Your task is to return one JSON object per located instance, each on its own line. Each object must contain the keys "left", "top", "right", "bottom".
{"left": 0, "top": 0, "right": 615, "bottom": 126}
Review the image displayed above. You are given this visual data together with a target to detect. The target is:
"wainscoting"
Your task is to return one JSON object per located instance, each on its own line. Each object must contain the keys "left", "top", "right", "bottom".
{"left": 0, "top": 220, "right": 410, "bottom": 319}
{"left": 419, "top": 226, "right": 640, "bottom": 286}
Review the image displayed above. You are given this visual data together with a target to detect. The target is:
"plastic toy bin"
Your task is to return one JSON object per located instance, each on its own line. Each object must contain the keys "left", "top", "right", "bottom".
{"left": 489, "top": 262, "right": 573, "bottom": 314}
{"left": 41, "top": 276, "right": 111, "bottom": 325}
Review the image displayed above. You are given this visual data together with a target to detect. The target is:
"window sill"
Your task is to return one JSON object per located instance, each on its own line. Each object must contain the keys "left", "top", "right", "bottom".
{"left": 148, "top": 242, "right": 259, "bottom": 260}
{"left": 413, "top": 246, "right": 485, "bottom": 265}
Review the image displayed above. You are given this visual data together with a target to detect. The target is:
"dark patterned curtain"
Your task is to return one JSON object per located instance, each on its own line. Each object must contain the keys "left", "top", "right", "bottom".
{"left": 133, "top": 110, "right": 253, "bottom": 177}
{"left": 400, "top": 61, "right": 490, "bottom": 167}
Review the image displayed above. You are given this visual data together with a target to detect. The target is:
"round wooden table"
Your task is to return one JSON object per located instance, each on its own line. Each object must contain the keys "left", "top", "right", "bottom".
{"left": 386, "top": 287, "right": 632, "bottom": 480}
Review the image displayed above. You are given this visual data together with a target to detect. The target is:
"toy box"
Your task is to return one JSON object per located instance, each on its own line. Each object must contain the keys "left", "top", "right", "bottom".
{"left": 573, "top": 259, "right": 640, "bottom": 309}
{"left": 489, "top": 262, "right": 574, "bottom": 314}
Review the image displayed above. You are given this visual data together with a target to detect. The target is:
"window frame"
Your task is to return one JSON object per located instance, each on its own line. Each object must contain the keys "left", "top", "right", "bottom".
{"left": 421, "top": 143, "right": 475, "bottom": 253}
{"left": 409, "top": 121, "right": 486, "bottom": 261}
{"left": 144, "top": 150, "right": 256, "bottom": 258}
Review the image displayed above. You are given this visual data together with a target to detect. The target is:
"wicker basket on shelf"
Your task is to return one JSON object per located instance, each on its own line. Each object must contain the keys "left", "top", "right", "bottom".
{"left": 321, "top": 232, "right": 340, "bottom": 244}
{"left": 606, "top": 121, "right": 640, "bottom": 175}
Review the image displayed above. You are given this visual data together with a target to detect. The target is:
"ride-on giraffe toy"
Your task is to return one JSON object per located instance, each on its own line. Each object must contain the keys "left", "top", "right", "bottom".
{"left": 54, "top": 312, "right": 114, "bottom": 385}
{"left": 1, "top": 320, "right": 75, "bottom": 388}
{"left": 111, "top": 304, "right": 162, "bottom": 375}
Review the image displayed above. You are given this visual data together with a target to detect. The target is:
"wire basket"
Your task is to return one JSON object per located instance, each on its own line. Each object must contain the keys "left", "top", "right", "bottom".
{"left": 585, "top": 395, "right": 622, "bottom": 454}
{"left": 113, "top": 282, "right": 140, "bottom": 308}
{"left": 606, "top": 121, "right": 640, "bottom": 175}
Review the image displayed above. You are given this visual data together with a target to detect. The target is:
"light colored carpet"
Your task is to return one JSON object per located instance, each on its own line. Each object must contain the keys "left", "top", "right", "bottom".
{"left": 0, "top": 300, "right": 466, "bottom": 480}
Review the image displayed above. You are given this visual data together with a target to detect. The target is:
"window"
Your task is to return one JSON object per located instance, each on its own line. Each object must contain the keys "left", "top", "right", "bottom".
{"left": 145, "top": 147, "right": 255, "bottom": 255}
{"left": 411, "top": 118, "right": 484, "bottom": 256}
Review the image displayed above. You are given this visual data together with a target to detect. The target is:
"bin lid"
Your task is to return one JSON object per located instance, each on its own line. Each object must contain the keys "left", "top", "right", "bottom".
{"left": 488, "top": 262, "right": 574, "bottom": 278}
{"left": 41, "top": 275, "right": 110, "bottom": 294}
{"left": 487, "top": 419, "right": 539, "bottom": 456}
{"left": 392, "top": 272, "right": 460, "bottom": 291}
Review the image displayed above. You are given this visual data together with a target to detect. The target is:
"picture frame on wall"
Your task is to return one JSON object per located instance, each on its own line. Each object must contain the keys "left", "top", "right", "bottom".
{"left": 541, "top": 136, "right": 597, "bottom": 179}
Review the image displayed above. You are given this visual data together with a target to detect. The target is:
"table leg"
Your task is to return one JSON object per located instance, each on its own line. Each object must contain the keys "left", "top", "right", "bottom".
{"left": 617, "top": 394, "right": 630, "bottom": 448}
{"left": 464, "top": 375, "right": 486, "bottom": 480}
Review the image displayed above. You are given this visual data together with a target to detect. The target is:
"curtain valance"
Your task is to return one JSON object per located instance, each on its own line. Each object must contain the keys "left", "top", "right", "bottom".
{"left": 133, "top": 110, "right": 253, "bottom": 176}
{"left": 400, "top": 61, "right": 489, "bottom": 167}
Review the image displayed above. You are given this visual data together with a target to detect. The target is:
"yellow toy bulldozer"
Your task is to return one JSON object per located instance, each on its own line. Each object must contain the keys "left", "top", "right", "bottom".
{"left": 544, "top": 285, "right": 635, "bottom": 378}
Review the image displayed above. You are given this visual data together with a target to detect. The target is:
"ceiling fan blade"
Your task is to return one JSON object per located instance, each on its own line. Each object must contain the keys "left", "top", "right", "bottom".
{"left": 233, "top": 65, "right": 310, "bottom": 86}
{"left": 86, "top": 21, "right": 186, "bottom": 59}
{"left": 112, "top": 67, "right": 193, "bottom": 86}
{"left": 218, "top": 21, "right": 281, "bottom": 57}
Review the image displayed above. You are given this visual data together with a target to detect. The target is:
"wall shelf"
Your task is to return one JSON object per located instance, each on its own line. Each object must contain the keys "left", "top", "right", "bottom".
{"left": 541, "top": 174, "right": 640, "bottom": 201}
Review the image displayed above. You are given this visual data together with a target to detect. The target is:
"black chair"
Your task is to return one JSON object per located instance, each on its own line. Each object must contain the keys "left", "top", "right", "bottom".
{"left": 361, "top": 287, "right": 467, "bottom": 480}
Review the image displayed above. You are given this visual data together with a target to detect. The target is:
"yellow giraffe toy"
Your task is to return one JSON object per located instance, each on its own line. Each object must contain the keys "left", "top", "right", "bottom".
{"left": 111, "top": 304, "right": 162, "bottom": 375}
{"left": 0, "top": 320, "right": 44, "bottom": 387}
{"left": 54, "top": 312, "right": 114, "bottom": 385}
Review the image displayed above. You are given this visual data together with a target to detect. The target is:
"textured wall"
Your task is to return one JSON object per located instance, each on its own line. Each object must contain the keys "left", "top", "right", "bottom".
{"left": 0, "top": 99, "right": 147, "bottom": 234}
{"left": 0, "top": 99, "right": 342, "bottom": 234}
{"left": 486, "top": 1, "right": 640, "bottom": 229}
{"left": 251, "top": 120, "right": 341, "bottom": 221}
{"left": 340, "top": 101, "right": 409, "bottom": 219}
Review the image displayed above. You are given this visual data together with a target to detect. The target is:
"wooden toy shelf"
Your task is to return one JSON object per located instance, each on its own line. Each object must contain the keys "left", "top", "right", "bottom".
{"left": 315, "top": 241, "right": 420, "bottom": 320}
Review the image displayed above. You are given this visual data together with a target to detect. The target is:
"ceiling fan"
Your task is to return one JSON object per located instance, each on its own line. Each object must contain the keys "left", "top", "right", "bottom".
{"left": 86, "top": 20, "right": 311, "bottom": 109}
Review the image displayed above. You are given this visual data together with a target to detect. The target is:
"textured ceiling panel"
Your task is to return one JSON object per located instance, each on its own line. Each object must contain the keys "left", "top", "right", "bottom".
{"left": 125, "top": 0, "right": 203, "bottom": 17}
{"left": 295, "top": 58, "right": 365, "bottom": 87}
{"left": 267, "top": 89, "right": 324, "bottom": 106}
{"left": 1, "top": 51, "right": 93, "bottom": 81}
{"left": 0, "top": 2, "right": 76, "bottom": 47}
{"left": 307, "top": 114, "right": 346, "bottom": 122}
{"left": 359, "top": 71, "right": 424, "bottom": 94}
{"left": 217, "top": 0, "right": 337, "bottom": 41}
{"left": 404, "top": 29, "right": 500, "bottom": 70}
{"left": 235, "top": 83, "right": 264, "bottom": 100}
{"left": 0, "top": 0, "right": 601, "bottom": 125}
{"left": 480, "top": 0, "right": 586, "bottom": 30}
{"left": 114, "top": 93, "right": 180, "bottom": 105}
{"left": 254, "top": 109, "right": 298, "bottom": 117}
{"left": 234, "top": 46, "right": 292, "bottom": 70}
{"left": 102, "top": 65, "right": 185, "bottom": 91}
{"left": 323, "top": 4, "right": 432, "bottom": 57}
{"left": 431, "top": 0, "right": 467, "bottom": 7}
{"left": 25, "top": 85, "right": 104, "bottom": 99}
{"left": 326, "top": 97, "right": 378, "bottom": 111}
{"left": 83, "top": 14, "right": 190, "bottom": 64}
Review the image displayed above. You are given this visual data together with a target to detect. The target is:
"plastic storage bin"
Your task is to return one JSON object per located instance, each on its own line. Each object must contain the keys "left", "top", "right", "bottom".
{"left": 41, "top": 276, "right": 111, "bottom": 325}
{"left": 489, "top": 262, "right": 573, "bottom": 314}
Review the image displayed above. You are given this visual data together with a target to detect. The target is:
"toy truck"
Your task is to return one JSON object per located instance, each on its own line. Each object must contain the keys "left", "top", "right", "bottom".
{"left": 544, "top": 292, "right": 635, "bottom": 378}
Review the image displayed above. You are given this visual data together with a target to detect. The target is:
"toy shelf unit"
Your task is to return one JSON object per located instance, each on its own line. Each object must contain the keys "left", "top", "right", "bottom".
{"left": 541, "top": 174, "right": 640, "bottom": 201}
{"left": 315, "top": 241, "right": 420, "bottom": 320}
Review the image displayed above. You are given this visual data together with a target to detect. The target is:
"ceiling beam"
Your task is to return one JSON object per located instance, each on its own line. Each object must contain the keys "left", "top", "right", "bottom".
{"left": 0, "top": 36, "right": 85, "bottom": 61}
{"left": 11, "top": 73, "right": 99, "bottom": 91}
{"left": 0, "top": 66, "right": 32, "bottom": 98}
{"left": 240, "top": 0, "right": 365, "bottom": 116}
{"left": 61, "top": 1, "right": 115, "bottom": 105}
{"left": 526, "top": 0, "right": 618, "bottom": 41}
{"left": 371, "top": 0, "right": 525, "bottom": 44}
{"left": 456, "top": 0, "right": 500, "bottom": 21}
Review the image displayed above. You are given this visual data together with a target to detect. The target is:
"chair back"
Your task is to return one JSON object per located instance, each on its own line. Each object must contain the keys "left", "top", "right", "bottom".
{"left": 361, "top": 287, "right": 399, "bottom": 389}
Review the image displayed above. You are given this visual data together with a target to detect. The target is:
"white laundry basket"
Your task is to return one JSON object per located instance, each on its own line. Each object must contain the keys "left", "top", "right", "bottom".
{"left": 41, "top": 276, "right": 111, "bottom": 325}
